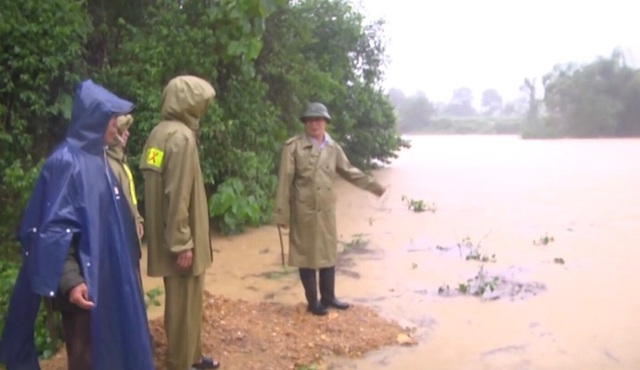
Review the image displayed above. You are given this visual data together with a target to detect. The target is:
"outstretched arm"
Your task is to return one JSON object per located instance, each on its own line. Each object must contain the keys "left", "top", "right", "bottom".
{"left": 335, "top": 145, "right": 385, "bottom": 196}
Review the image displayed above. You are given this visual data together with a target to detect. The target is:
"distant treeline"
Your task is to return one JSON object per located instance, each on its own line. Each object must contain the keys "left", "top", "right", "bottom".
{"left": 389, "top": 49, "right": 640, "bottom": 139}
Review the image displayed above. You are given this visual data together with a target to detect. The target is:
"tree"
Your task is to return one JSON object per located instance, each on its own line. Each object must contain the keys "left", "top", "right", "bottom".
{"left": 387, "top": 89, "right": 435, "bottom": 133}
{"left": 257, "top": 0, "right": 409, "bottom": 169}
{"left": 444, "top": 87, "right": 476, "bottom": 116}
{"left": 540, "top": 49, "right": 640, "bottom": 137}
{"left": 520, "top": 77, "right": 539, "bottom": 128}
{"left": 481, "top": 88, "right": 503, "bottom": 116}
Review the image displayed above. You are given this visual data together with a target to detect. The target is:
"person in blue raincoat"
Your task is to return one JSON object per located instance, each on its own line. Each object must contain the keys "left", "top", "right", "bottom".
{"left": 0, "top": 79, "right": 155, "bottom": 370}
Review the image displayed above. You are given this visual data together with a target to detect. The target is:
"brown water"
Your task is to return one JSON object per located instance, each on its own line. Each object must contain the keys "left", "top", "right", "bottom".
{"left": 141, "top": 135, "right": 640, "bottom": 370}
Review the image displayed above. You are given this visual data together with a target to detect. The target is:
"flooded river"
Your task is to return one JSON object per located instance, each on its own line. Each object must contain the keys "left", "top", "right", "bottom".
{"left": 142, "top": 135, "right": 640, "bottom": 370}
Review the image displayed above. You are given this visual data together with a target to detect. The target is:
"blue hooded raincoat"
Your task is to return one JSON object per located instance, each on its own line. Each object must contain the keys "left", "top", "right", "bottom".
{"left": 0, "top": 80, "right": 155, "bottom": 370}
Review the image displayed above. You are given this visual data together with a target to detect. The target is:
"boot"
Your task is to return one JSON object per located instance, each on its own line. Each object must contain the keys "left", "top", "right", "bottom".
{"left": 299, "top": 268, "right": 328, "bottom": 316}
{"left": 319, "top": 266, "right": 350, "bottom": 310}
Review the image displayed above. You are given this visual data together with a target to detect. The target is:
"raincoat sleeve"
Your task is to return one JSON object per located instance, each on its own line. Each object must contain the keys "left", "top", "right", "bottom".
{"left": 20, "top": 156, "right": 83, "bottom": 297}
{"left": 273, "top": 140, "right": 295, "bottom": 226}
{"left": 335, "top": 145, "right": 385, "bottom": 196}
{"left": 163, "top": 135, "right": 197, "bottom": 254}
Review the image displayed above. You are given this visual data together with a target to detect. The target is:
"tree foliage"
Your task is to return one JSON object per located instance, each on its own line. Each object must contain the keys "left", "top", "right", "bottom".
{"left": 541, "top": 50, "right": 640, "bottom": 137}
{"left": 0, "top": 0, "right": 405, "bottom": 240}
{"left": 258, "top": 0, "right": 409, "bottom": 169}
{"left": 522, "top": 49, "right": 640, "bottom": 138}
{"left": 481, "top": 88, "right": 503, "bottom": 116}
{"left": 444, "top": 87, "right": 476, "bottom": 117}
{"left": 388, "top": 89, "right": 435, "bottom": 133}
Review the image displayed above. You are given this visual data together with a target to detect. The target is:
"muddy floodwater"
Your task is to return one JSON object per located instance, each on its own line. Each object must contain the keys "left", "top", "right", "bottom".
{"left": 141, "top": 135, "right": 640, "bottom": 370}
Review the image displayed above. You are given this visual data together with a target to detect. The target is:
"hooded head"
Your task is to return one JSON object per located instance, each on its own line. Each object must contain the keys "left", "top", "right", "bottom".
{"left": 67, "top": 79, "right": 134, "bottom": 154}
{"left": 160, "top": 75, "right": 216, "bottom": 131}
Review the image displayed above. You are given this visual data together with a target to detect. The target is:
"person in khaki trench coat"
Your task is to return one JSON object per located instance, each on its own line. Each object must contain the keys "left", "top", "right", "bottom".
{"left": 139, "top": 75, "right": 219, "bottom": 370}
{"left": 274, "top": 102, "right": 387, "bottom": 316}
{"left": 106, "top": 114, "right": 145, "bottom": 259}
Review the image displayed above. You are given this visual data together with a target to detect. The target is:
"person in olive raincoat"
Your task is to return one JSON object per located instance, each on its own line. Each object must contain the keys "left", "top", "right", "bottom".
{"left": 274, "top": 102, "right": 387, "bottom": 316}
{"left": 106, "top": 114, "right": 144, "bottom": 261}
{"left": 140, "top": 75, "right": 219, "bottom": 370}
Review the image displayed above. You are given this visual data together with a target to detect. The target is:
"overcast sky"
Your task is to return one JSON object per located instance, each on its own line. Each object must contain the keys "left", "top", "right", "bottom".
{"left": 356, "top": 0, "right": 640, "bottom": 104}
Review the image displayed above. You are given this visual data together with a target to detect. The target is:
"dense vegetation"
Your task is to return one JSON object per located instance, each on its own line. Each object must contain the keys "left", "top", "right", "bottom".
{"left": 391, "top": 50, "right": 640, "bottom": 138}
{"left": 0, "top": 0, "right": 408, "bottom": 358}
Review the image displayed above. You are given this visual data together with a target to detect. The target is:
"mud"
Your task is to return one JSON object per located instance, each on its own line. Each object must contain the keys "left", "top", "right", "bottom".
{"left": 336, "top": 235, "right": 385, "bottom": 279}
{"left": 40, "top": 292, "right": 415, "bottom": 370}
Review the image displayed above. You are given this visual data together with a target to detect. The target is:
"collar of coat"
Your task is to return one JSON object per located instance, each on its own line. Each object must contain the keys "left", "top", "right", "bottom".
{"left": 106, "top": 145, "right": 126, "bottom": 162}
{"left": 302, "top": 133, "right": 332, "bottom": 149}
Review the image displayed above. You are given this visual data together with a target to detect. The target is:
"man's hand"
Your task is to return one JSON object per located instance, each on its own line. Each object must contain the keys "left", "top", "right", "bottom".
{"left": 69, "top": 283, "right": 95, "bottom": 310}
{"left": 136, "top": 222, "right": 144, "bottom": 239}
{"left": 277, "top": 224, "right": 288, "bottom": 230}
{"left": 176, "top": 249, "right": 193, "bottom": 270}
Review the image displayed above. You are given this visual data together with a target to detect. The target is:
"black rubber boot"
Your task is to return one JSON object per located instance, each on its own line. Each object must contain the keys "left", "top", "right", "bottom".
{"left": 299, "top": 268, "right": 328, "bottom": 316}
{"left": 191, "top": 355, "right": 220, "bottom": 369}
{"left": 319, "top": 266, "right": 350, "bottom": 310}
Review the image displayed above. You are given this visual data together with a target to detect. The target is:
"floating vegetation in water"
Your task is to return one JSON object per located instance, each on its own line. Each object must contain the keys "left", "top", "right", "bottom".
{"left": 341, "top": 233, "right": 370, "bottom": 252}
{"left": 438, "top": 265, "right": 547, "bottom": 301}
{"left": 401, "top": 195, "right": 437, "bottom": 213}
{"left": 533, "top": 233, "right": 555, "bottom": 245}
{"left": 457, "top": 234, "right": 496, "bottom": 263}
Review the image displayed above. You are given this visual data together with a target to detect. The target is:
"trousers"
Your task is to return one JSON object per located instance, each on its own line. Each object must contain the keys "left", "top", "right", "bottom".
{"left": 163, "top": 273, "right": 205, "bottom": 370}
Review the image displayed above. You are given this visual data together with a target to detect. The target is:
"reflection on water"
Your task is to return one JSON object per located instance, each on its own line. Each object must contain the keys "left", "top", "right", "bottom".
{"left": 142, "top": 135, "right": 640, "bottom": 370}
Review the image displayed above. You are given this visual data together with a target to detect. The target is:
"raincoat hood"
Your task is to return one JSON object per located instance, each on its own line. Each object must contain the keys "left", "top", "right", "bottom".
{"left": 161, "top": 75, "right": 216, "bottom": 131}
{"left": 67, "top": 79, "right": 134, "bottom": 154}
{"left": 0, "top": 80, "right": 154, "bottom": 370}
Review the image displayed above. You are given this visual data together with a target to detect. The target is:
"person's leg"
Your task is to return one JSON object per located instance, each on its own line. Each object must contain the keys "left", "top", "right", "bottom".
{"left": 190, "top": 273, "right": 204, "bottom": 364}
{"left": 299, "top": 268, "right": 328, "bottom": 316}
{"left": 164, "top": 274, "right": 219, "bottom": 370}
{"left": 164, "top": 275, "right": 198, "bottom": 370}
{"left": 61, "top": 308, "right": 92, "bottom": 370}
{"left": 319, "top": 266, "right": 350, "bottom": 309}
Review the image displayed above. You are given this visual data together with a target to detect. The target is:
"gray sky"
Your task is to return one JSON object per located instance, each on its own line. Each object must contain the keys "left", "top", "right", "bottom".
{"left": 356, "top": 0, "right": 640, "bottom": 104}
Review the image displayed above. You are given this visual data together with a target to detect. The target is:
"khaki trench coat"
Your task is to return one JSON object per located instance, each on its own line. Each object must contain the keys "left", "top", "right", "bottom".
{"left": 273, "top": 134, "right": 385, "bottom": 269}
{"left": 107, "top": 146, "right": 144, "bottom": 258}
{"left": 139, "top": 76, "right": 215, "bottom": 277}
{"left": 106, "top": 146, "right": 144, "bottom": 226}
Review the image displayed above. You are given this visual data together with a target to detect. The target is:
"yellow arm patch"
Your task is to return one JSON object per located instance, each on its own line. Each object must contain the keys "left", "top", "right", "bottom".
{"left": 145, "top": 147, "right": 164, "bottom": 169}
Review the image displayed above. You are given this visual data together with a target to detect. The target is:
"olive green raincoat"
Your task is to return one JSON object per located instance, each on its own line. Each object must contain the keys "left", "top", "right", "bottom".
{"left": 274, "top": 134, "right": 385, "bottom": 269}
{"left": 139, "top": 76, "right": 215, "bottom": 277}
